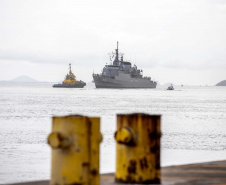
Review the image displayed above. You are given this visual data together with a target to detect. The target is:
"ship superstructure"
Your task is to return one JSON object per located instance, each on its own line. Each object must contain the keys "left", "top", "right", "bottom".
{"left": 92, "top": 42, "right": 157, "bottom": 88}
{"left": 53, "top": 64, "right": 86, "bottom": 88}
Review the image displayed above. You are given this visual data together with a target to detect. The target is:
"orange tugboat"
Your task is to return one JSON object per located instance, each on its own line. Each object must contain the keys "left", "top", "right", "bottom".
{"left": 53, "top": 64, "right": 86, "bottom": 88}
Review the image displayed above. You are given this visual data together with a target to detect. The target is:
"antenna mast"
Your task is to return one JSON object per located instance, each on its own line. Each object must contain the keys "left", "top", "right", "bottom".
{"left": 69, "top": 63, "right": 72, "bottom": 74}
{"left": 116, "top": 41, "right": 119, "bottom": 61}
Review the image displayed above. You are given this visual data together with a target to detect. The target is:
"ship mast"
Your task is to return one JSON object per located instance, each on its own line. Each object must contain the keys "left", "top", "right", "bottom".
{"left": 113, "top": 41, "right": 119, "bottom": 66}
{"left": 116, "top": 41, "right": 119, "bottom": 61}
{"left": 69, "top": 63, "right": 72, "bottom": 74}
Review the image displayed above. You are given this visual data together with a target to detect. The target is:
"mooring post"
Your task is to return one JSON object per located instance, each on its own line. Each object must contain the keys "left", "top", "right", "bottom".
{"left": 47, "top": 115, "right": 102, "bottom": 185}
{"left": 114, "top": 113, "right": 161, "bottom": 184}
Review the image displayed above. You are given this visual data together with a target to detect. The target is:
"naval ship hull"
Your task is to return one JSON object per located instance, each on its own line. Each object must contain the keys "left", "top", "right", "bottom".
{"left": 93, "top": 75, "right": 157, "bottom": 88}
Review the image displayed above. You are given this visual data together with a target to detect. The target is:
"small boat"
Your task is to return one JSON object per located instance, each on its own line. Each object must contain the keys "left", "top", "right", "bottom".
{"left": 167, "top": 84, "right": 174, "bottom": 90}
{"left": 53, "top": 64, "right": 86, "bottom": 88}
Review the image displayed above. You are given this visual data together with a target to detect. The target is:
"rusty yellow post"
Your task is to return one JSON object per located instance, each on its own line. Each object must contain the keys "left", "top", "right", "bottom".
{"left": 115, "top": 113, "right": 161, "bottom": 184}
{"left": 47, "top": 115, "right": 102, "bottom": 185}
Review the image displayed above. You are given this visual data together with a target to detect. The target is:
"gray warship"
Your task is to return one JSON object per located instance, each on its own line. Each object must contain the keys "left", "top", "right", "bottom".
{"left": 93, "top": 42, "right": 157, "bottom": 88}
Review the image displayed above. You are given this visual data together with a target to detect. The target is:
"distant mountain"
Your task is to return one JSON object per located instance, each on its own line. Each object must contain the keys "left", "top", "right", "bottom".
{"left": 216, "top": 80, "right": 226, "bottom": 86}
{"left": 10, "top": 75, "right": 38, "bottom": 83}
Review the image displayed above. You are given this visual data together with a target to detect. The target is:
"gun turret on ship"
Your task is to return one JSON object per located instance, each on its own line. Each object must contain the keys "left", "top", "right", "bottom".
{"left": 53, "top": 63, "right": 86, "bottom": 88}
{"left": 92, "top": 42, "right": 157, "bottom": 88}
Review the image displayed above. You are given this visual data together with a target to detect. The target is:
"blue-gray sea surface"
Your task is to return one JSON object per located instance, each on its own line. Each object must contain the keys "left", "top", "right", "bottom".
{"left": 0, "top": 82, "right": 226, "bottom": 184}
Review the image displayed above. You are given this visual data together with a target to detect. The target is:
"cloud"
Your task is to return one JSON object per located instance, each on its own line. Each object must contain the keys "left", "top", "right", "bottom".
{"left": 0, "top": 0, "right": 226, "bottom": 83}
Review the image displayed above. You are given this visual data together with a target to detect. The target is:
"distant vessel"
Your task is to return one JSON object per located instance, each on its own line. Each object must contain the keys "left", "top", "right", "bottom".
{"left": 167, "top": 84, "right": 174, "bottom": 90}
{"left": 53, "top": 64, "right": 86, "bottom": 88}
{"left": 92, "top": 42, "right": 157, "bottom": 88}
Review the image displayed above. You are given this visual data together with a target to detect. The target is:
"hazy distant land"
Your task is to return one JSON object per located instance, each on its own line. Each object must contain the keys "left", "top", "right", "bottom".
{"left": 216, "top": 80, "right": 226, "bottom": 86}
{"left": 1, "top": 76, "right": 226, "bottom": 86}
{"left": 10, "top": 75, "right": 38, "bottom": 82}
{"left": 1, "top": 75, "right": 52, "bottom": 83}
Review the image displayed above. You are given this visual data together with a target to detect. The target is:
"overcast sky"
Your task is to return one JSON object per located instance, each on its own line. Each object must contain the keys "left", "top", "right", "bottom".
{"left": 0, "top": 0, "right": 225, "bottom": 85}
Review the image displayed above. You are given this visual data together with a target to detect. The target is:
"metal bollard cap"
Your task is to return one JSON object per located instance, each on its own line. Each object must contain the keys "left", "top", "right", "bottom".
{"left": 47, "top": 132, "right": 71, "bottom": 149}
{"left": 115, "top": 127, "right": 134, "bottom": 144}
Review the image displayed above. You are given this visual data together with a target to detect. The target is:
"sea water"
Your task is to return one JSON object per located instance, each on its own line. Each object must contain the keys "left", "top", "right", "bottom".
{"left": 0, "top": 82, "right": 226, "bottom": 184}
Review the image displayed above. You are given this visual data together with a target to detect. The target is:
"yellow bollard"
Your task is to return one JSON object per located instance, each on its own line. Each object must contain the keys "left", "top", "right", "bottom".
{"left": 115, "top": 113, "right": 161, "bottom": 184}
{"left": 47, "top": 115, "right": 102, "bottom": 185}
